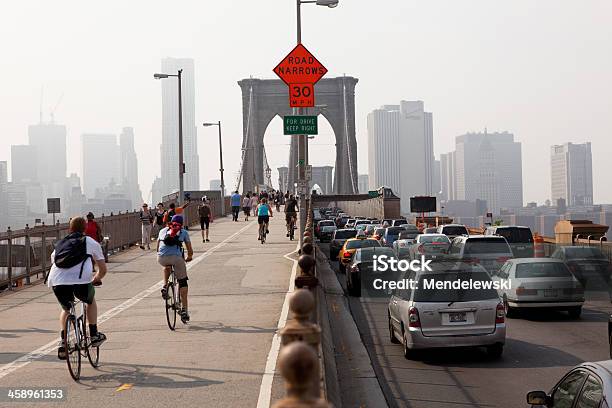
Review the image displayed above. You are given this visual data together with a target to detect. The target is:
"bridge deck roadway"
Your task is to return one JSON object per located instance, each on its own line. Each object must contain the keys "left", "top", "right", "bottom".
{"left": 0, "top": 217, "right": 297, "bottom": 408}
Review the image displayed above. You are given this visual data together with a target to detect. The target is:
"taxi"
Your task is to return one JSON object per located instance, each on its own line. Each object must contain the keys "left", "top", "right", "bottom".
{"left": 338, "top": 232, "right": 382, "bottom": 273}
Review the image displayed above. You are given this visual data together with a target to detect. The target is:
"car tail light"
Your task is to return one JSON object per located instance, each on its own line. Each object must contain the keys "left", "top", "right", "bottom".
{"left": 563, "top": 287, "right": 584, "bottom": 295}
{"left": 497, "top": 256, "right": 511, "bottom": 263}
{"left": 495, "top": 303, "right": 505, "bottom": 324}
{"left": 417, "top": 244, "right": 425, "bottom": 254}
{"left": 343, "top": 252, "right": 352, "bottom": 258}
{"left": 516, "top": 286, "right": 537, "bottom": 296}
{"left": 408, "top": 307, "right": 421, "bottom": 328}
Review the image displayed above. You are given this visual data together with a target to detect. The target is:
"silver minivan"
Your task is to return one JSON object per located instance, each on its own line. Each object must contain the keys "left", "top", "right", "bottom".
{"left": 388, "top": 261, "right": 506, "bottom": 359}
{"left": 448, "top": 235, "right": 514, "bottom": 275}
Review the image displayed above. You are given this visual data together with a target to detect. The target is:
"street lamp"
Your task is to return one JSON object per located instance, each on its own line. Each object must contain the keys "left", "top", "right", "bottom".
{"left": 202, "top": 121, "right": 225, "bottom": 216}
{"left": 154, "top": 69, "right": 185, "bottom": 205}
{"left": 295, "top": 0, "right": 339, "bottom": 247}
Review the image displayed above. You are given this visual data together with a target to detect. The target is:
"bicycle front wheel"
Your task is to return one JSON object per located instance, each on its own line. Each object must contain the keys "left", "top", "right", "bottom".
{"left": 80, "top": 316, "right": 100, "bottom": 368}
{"left": 165, "top": 280, "right": 177, "bottom": 330}
{"left": 65, "top": 317, "right": 81, "bottom": 381}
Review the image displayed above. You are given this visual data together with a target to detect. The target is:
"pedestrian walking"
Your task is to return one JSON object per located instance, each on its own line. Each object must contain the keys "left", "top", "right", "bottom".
{"left": 139, "top": 203, "right": 154, "bottom": 250}
{"left": 85, "top": 212, "right": 103, "bottom": 243}
{"left": 242, "top": 193, "right": 251, "bottom": 221}
{"left": 249, "top": 193, "right": 259, "bottom": 216}
{"left": 153, "top": 203, "right": 165, "bottom": 238}
{"left": 198, "top": 196, "right": 213, "bottom": 242}
{"left": 230, "top": 191, "right": 241, "bottom": 221}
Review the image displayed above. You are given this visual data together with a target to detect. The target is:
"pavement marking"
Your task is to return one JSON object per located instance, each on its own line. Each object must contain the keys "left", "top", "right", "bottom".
{"left": 0, "top": 221, "right": 254, "bottom": 380}
{"left": 256, "top": 244, "right": 300, "bottom": 408}
{"left": 115, "top": 383, "right": 133, "bottom": 392}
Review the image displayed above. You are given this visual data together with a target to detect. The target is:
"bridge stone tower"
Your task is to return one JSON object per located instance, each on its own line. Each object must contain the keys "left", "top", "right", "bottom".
{"left": 238, "top": 76, "right": 359, "bottom": 194}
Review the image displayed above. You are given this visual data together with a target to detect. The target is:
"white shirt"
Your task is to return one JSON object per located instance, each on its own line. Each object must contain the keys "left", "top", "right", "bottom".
{"left": 250, "top": 196, "right": 258, "bottom": 207}
{"left": 47, "top": 236, "right": 105, "bottom": 287}
{"left": 242, "top": 197, "right": 250, "bottom": 207}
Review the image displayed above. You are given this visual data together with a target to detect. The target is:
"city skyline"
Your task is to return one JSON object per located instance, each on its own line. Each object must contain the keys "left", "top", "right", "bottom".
{"left": 0, "top": 1, "right": 611, "bottom": 205}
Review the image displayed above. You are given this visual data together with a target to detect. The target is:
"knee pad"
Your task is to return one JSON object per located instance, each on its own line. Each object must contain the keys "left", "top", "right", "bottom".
{"left": 178, "top": 278, "right": 189, "bottom": 288}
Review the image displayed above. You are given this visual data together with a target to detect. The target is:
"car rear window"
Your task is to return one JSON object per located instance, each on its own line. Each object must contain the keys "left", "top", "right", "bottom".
{"left": 442, "top": 226, "right": 468, "bottom": 236}
{"left": 463, "top": 238, "right": 511, "bottom": 255}
{"left": 495, "top": 227, "right": 533, "bottom": 243}
{"left": 515, "top": 262, "right": 572, "bottom": 278}
{"left": 420, "top": 235, "right": 451, "bottom": 244}
{"left": 413, "top": 271, "right": 499, "bottom": 302}
{"left": 335, "top": 230, "right": 357, "bottom": 239}
{"left": 319, "top": 220, "right": 335, "bottom": 227}
{"left": 359, "top": 247, "right": 394, "bottom": 259}
{"left": 346, "top": 239, "right": 381, "bottom": 250}
{"left": 387, "top": 227, "right": 405, "bottom": 235}
{"left": 564, "top": 247, "right": 607, "bottom": 260}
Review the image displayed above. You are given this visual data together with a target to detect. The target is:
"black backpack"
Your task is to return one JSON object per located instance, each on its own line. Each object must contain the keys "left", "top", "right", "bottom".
{"left": 53, "top": 232, "right": 93, "bottom": 279}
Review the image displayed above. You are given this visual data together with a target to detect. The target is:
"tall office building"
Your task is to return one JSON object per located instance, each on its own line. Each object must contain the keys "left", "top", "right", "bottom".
{"left": 81, "top": 134, "right": 120, "bottom": 198}
{"left": 160, "top": 58, "right": 199, "bottom": 196}
{"left": 0, "top": 161, "right": 7, "bottom": 229}
{"left": 454, "top": 131, "right": 523, "bottom": 213}
{"left": 278, "top": 167, "right": 289, "bottom": 193}
{"left": 550, "top": 142, "right": 593, "bottom": 206}
{"left": 440, "top": 151, "right": 457, "bottom": 201}
{"left": 119, "top": 127, "right": 143, "bottom": 208}
{"left": 11, "top": 145, "right": 38, "bottom": 183}
{"left": 432, "top": 159, "right": 441, "bottom": 197}
{"left": 28, "top": 123, "right": 67, "bottom": 196}
{"left": 367, "top": 101, "right": 434, "bottom": 214}
{"left": 358, "top": 174, "right": 369, "bottom": 193}
{"left": 210, "top": 179, "right": 222, "bottom": 191}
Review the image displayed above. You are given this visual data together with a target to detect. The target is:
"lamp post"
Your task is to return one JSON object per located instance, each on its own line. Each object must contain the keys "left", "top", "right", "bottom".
{"left": 154, "top": 70, "right": 185, "bottom": 205}
{"left": 203, "top": 121, "right": 225, "bottom": 216}
{"left": 295, "top": 0, "right": 339, "bottom": 247}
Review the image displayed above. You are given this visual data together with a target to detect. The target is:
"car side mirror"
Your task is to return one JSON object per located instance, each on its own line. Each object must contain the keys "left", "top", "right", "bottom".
{"left": 526, "top": 390, "right": 550, "bottom": 406}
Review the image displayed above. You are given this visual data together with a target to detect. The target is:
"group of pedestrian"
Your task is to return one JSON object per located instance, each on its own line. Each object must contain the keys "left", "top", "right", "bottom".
{"left": 139, "top": 201, "right": 190, "bottom": 250}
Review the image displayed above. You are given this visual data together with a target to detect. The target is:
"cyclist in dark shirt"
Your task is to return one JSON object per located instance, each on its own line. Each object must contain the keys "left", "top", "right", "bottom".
{"left": 284, "top": 195, "right": 299, "bottom": 238}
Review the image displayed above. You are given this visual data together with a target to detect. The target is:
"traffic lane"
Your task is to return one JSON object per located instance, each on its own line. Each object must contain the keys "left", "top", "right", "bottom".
{"left": 318, "top": 242, "right": 611, "bottom": 408}
{"left": 1, "top": 217, "right": 295, "bottom": 408}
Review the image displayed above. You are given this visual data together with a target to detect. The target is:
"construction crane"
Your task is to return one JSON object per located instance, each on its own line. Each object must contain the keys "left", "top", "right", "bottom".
{"left": 49, "top": 93, "right": 64, "bottom": 124}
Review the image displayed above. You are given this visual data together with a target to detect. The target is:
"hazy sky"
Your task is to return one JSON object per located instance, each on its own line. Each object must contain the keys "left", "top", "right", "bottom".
{"left": 1, "top": 0, "right": 611, "bottom": 204}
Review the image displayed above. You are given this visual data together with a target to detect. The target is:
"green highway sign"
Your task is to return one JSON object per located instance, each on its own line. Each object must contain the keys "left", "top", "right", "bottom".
{"left": 284, "top": 115, "right": 318, "bottom": 135}
{"left": 368, "top": 190, "right": 381, "bottom": 198}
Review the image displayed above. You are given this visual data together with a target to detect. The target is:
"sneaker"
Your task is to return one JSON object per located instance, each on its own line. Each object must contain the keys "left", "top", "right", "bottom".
{"left": 206, "top": 239, "right": 210, "bottom": 242}
{"left": 286, "top": 233, "right": 289, "bottom": 237}
{"left": 266, "top": 229, "right": 270, "bottom": 234}
{"left": 203, "top": 239, "right": 206, "bottom": 243}
{"left": 258, "top": 236, "right": 261, "bottom": 240}
{"left": 57, "top": 341, "right": 67, "bottom": 360}
{"left": 139, "top": 245, "right": 145, "bottom": 250}
{"left": 180, "top": 310, "right": 190, "bottom": 323}
{"left": 161, "top": 286, "right": 170, "bottom": 300}
{"left": 90, "top": 332, "right": 107, "bottom": 347}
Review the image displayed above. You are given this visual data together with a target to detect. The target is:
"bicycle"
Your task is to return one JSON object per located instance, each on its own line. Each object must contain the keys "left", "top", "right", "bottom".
{"left": 287, "top": 214, "right": 297, "bottom": 241}
{"left": 164, "top": 265, "right": 183, "bottom": 330}
{"left": 259, "top": 221, "right": 268, "bottom": 244}
{"left": 63, "top": 283, "right": 101, "bottom": 381}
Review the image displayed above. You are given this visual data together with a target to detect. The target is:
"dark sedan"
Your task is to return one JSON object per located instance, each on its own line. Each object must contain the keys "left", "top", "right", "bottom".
{"left": 551, "top": 246, "right": 611, "bottom": 289}
{"left": 329, "top": 229, "right": 358, "bottom": 260}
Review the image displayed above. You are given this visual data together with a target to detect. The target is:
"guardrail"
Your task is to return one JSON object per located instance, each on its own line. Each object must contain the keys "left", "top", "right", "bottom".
{"left": 274, "top": 197, "right": 332, "bottom": 407}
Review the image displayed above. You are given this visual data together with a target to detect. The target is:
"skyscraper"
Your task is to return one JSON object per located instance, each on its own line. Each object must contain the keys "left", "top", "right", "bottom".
{"left": 358, "top": 174, "right": 369, "bottom": 193}
{"left": 454, "top": 131, "right": 523, "bottom": 213}
{"left": 0, "top": 161, "right": 8, "bottom": 229}
{"left": 81, "top": 134, "right": 120, "bottom": 198}
{"left": 367, "top": 101, "right": 434, "bottom": 214}
{"left": 119, "top": 127, "right": 143, "bottom": 208}
{"left": 440, "top": 151, "right": 457, "bottom": 201}
{"left": 550, "top": 142, "right": 593, "bottom": 206}
{"left": 28, "top": 123, "right": 67, "bottom": 194}
{"left": 278, "top": 167, "right": 289, "bottom": 193}
{"left": 10, "top": 145, "right": 38, "bottom": 183}
{"left": 160, "top": 58, "right": 199, "bottom": 196}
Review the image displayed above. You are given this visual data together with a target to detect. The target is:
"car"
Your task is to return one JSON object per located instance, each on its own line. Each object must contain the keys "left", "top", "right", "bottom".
{"left": 492, "top": 258, "right": 584, "bottom": 318}
{"left": 526, "top": 361, "right": 611, "bottom": 407}
{"left": 346, "top": 247, "right": 395, "bottom": 296}
{"left": 335, "top": 215, "right": 350, "bottom": 228}
{"left": 437, "top": 224, "right": 469, "bottom": 239}
{"left": 365, "top": 224, "right": 381, "bottom": 237}
{"left": 388, "top": 261, "right": 506, "bottom": 359}
{"left": 423, "top": 227, "right": 438, "bottom": 234}
{"left": 448, "top": 235, "right": 514, "bottom": 275}
{"left": 355, "top": 216, "right": 367, "bottom": 220}
{"left": 372, "top": 227, "right": 386, "bottom": 241}
{"left": 392, "top": 239, "right": 416, "bottom": 259}
{"left": 345, "top": 219, "right": 357, "bottom": 229}
{"left": 329, "top": 229, "right": 358, "bottom": 260}
{"left": 319, "top": 225, "right": 337, "bottom": 243}
{"left": 338, "top": 237, "right": 382, "bottom": 273}
{"left": 355, "top": 219, "right": 370, "bottom": 228}
{"left": 485, "top": 225, "right": 534, "bottom": 258}
{"left": 355, "top": 223, "right": 370, "bottom": 233}
{"left": 391, "top": 219, "right": 408, "bottom": 227}
{"left": 550, "top": 246, "right": 612, "bottom": 289}
{"left": 381, "top": 226, "right": 408, "bottom": 247}
{"left": 408, "top": 234, "right": 451, "bottom": 260}
{"left": 398, "top": 224, "right": 420, "bottom": 240}
{"left": 315, "top": 220, "right": 336, "bottom": 239}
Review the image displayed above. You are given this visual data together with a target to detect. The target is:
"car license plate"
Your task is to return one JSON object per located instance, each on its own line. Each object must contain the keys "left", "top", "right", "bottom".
{"left": 544, "top": 289, "right": 557, "bottom": 297}
{"left": 448, "top": 312, "right": 466, "bottom": 323}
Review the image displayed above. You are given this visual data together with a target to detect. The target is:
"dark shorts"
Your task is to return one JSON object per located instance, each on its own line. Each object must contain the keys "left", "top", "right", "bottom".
{"left": 52, "top": 283, "right": 95, "bottom": 311}
{"left": 243, "top": 207, "right": 251, "bottom": 215}
{"left": 258, "top": 215, "right": 270, "bottom": 225}
{"left": 200, "top": 216, "right": 210, "bottom": 230}
{"left": 286, "top": 212, "right": 297, "bottom": 224}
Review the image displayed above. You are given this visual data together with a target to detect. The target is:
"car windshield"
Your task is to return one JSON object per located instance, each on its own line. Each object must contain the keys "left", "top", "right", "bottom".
{"left": 495, "top": 227, "right": 533, "bottom": 243}
{"left": 334, "top": 230, "right": 357, "bottom": 239}
{"left": 564, "top": 247, "right": 607, "bottom": 260}
{"left": 464, "top": 238, "right": 511, "bottom": 255}
{"left": 442, "top": 226, "right": 468, "bottom": 236}
{"left": 386, "top": 227, "right": 405, "bottom": 235}
{"left": 515, "top": 262, "right": 572, "bottom": 278}
{"left": 346, "top": 239, "right": 381, "bottom": 250}
{"left": 420, "top": 235, "right": 451, "bottom": 244}
{"left": 413, "top": 271, "right": 499, "bottom": 302}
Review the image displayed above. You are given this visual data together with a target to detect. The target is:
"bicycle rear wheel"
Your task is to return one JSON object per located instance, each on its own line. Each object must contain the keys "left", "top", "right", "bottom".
{"left": 165, "top": 275, "right": 177, "bottom": 330}
{"left": 65, "top": 316, "right": 81, "bottom": 381}
{"left": 81, "top": 318, "right": 100, "bottom": 368}
{"left": 289, "top": 222, "right": 295, "bottom": 240}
